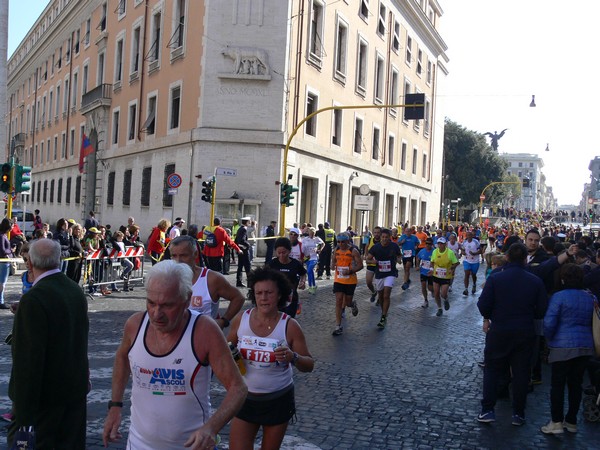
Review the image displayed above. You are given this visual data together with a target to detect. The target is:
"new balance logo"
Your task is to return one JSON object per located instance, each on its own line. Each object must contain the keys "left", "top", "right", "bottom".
{"left": 172, "top": 358, "right": 183, "bottom": 364}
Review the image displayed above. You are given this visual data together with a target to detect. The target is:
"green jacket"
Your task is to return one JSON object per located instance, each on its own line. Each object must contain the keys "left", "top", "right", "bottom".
{"left": 9, "top": 272, "right": 89, "bottom": 426}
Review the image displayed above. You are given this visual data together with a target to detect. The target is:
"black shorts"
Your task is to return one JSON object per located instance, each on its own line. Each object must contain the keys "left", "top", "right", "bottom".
{"left": 432, "top": 276, "right": 451, "bottom": 285}
{"left": 333, "top": 282, "right": 357, "bottom": 295}
{"left": 236, "top": 385, "right": 295, "bottom": 426}
{"left": 402, "top": 257, "right": 414, "bottom": 266}
{"left": 420, "top": 274, "right": 433, "bottom": 285}
{"left": 366, "top": 265, "right": 377, "bottom": 272}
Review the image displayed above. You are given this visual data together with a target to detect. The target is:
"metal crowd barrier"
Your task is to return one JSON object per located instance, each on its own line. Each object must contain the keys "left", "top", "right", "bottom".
{"left": 79, "top": 246, "right": 145, "bottom": 294}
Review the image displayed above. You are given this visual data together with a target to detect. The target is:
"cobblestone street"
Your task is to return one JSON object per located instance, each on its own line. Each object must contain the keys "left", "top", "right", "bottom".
{"left": 0, "top": 262, "right": 597, "bottom": 449}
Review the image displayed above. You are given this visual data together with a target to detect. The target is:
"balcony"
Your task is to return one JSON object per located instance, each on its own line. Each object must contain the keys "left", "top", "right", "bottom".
{"left": 11, "top": 133, "right": 26, "bottom": 148}
{"left": 81, "top": 84, "right": 112, "bottom": 115}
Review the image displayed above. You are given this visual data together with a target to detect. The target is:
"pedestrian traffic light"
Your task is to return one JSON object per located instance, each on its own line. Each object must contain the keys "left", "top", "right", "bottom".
{"left": 283, "top": 184, "right": 299, "bottom": 207}
{"left": 522, "top": 177, "right": 530, "bottom": 188}
{"left": 201, "top": 177, "right": 214, "bottom": 203}
{"left": 14, "top": 164, "right": 31, "bottom": 193}
{"left": 0, "top": 163, "right": 12, "bottom": 193}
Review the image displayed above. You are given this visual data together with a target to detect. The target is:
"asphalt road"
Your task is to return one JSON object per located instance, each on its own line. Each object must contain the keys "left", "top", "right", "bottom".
{"left": 0, "top": 259, "right": 598, "bottom": 449}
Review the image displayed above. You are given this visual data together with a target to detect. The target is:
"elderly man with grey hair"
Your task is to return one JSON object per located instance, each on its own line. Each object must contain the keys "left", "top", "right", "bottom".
{"left": 8, "top": 239, "right": 89, "bottom": 448}
{"left": 103, "top": 260, "right": 247, "bottom": 449}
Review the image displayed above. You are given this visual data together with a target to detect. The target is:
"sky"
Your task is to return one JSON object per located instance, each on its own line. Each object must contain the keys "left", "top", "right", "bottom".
{"left": 6, "top": 0, "right": 595, "bottom": 206}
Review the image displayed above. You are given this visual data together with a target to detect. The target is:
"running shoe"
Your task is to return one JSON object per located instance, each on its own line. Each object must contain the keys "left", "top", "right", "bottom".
{"left": 477, "top": 411, "right": 496, "bottom": 423}
{"left": 511, "top": 415, "right": 525, "bottom": 426}
{"left": 332, "top": 326, "right": 343, "bottom": 336}
{"left": 421, "top": 300, "right": 429, "bottom": 308}
{"left": 316, "top": 276, "right": 323, "bottom": 280}
{"left": 370, "top": 292, "right": 377, "bottom": 303}
{"left": 401, "top": 282, "right": 409, "bottom": 290}
{"left": 444, "top": 299, "right": 450, "bottom": 311}
{"left": 472, "top": 286, "right": 477, "bottom": 295}
{"left": 463, "top": 289, "right": 469, "bottom": 296}
{"left": 351, "top": 301, "right": 359, "bottom": 317}
{"left": 436, "top": 308, "right": 443, "bottom": 317}
{"left": 540, "top": 421, "right": 563, "bottom": 434}
{"left": 326, "top": 275, "right": 331, "bottom": 280}
{"left": 449, "top": 285, "right": 453, "bottom": 293}
{"left": 377, "top": 316, "right": 386, "bottom": 329}
{"left": 563, "top": 421, "right": 577, "bottom": 433}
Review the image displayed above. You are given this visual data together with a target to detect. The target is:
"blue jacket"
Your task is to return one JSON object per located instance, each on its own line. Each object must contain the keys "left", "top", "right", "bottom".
{"left": 544, "top": 289, "right": 595, "bottom": 349}
{"left": 477, "top": 262, "right": 547, "bottom": 334}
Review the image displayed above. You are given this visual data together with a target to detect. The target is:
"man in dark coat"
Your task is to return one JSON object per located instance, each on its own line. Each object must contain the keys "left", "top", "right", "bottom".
{"left": 8, "top": 239, "right": 89, "bottom": 449}
{"left": 235, "top": 218, "right": 251, "bottom": 287}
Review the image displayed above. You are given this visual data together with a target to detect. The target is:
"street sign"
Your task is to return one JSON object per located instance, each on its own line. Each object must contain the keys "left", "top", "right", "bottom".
{"left": 480, "top": 195, "right": 486, "bottom": 201}
{"left": 167, "top": 173, "right": 182, "bottom": 188}
{"left": 168, "top": 188, "right": 178, "bottom": 195}
{"left": 354, "top": 195, "right": 374, "bottom": 211}
{"left": 589, "top": 198, "right": 595, "bottom": 204}
{"left": 216, "top": 167, "right": 238, "bottom": 176}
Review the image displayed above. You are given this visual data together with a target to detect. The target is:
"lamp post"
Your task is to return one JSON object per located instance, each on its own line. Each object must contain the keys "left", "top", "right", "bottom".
{"left": 450, "top": 198, "right": 461, "bottom": 228}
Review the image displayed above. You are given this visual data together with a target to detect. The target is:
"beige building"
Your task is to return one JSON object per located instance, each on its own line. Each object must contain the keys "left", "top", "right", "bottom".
{"left": 6, "top": 0, "right": 448, "bottom": 237}
{"left": 501, "top": 152, "right": 557, "bottom": 211}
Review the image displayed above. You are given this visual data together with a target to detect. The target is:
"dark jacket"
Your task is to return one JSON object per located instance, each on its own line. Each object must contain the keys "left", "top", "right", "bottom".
{"left": 478, "top": 262, "right": 547, "bottom": 334}
{"left": 544, "top": 288, "right": 595, "bottom": 349}
{"left": 9, "top": 272, "right": 89, "bottom": 426}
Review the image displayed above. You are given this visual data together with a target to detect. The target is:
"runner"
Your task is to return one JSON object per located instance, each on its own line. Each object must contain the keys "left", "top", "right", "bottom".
{"left": 364, "top": 226, "right": 382, "bottom": 303}
{"left": 330, "top": 234, "right": 364, "bottom": 336}
{"left": 446, "top": 233, "right": 461, "bottom": 293}
{"left": 366, "top": 228, "right": 402, "bottom": 329}
{"left": 398, "top": 226, "right": 420, "bottom": 291}
{"left": 430, "top": 237, "right": 459, "bottom": 317}
{"left": 461, "top": 231, "right": 482, "bottom": 296}
{"left": 416, "top": 238, "right": 435, "bottom": 308}
{"left": 301, "top": 227, "right": 323, "bottom": 294}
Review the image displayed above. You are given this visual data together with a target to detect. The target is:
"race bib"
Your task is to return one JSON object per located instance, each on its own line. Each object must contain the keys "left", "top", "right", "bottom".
{"left": 435, "top": 267, "right": 447, "bottom": 278}
{"left": 420, "top": 260, "right": 431, "bottom": 269}
{"left": 239, "top": 335, "right": 280, "bottom": 368}
{"left": 337, "top": 266, "right": 350, "bottom": 279}
{"left": 378, "top": 260, "right": 392, "bottom": 272}
{"left": 403, "top": 250, "right": 413, "bottom": 258}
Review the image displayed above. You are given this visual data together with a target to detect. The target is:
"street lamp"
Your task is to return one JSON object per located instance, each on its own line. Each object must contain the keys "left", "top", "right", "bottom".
{"left": 450, "top": 198, "right": 461, "bottom": 228}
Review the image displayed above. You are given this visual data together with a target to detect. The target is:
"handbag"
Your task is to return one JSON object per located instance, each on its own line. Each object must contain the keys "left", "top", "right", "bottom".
{"left": 10, "top": 426, "right": 35, "bottom": 449}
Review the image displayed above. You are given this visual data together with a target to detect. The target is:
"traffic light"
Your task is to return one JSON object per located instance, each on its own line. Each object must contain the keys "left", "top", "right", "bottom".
{"left": 403, "top": 93, "right": 425, "bottom": 121}
{"left": 280, "top": 183, "right": 288, "bottom": 205}
{"left": 590, "top": 208, "right": 594, "bottom": 219}
{"left": 201, "top": 177, "right": 214, "bottom": 203}
{"left": 281, "top": 184, "right": 299, "bottom": 207}
{"left": 14, "top": 164, "right": 31, "bottom": 193}
{"left": 0, "top": 163, "right": 12, "bottom": 193}
{"left": 522, "top": 177, "right": 530, "bottom": 188}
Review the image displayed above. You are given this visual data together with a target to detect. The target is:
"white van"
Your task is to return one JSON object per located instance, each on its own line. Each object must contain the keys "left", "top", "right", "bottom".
{"left": 7, "top": 209, "right": 35, "bottom": 237}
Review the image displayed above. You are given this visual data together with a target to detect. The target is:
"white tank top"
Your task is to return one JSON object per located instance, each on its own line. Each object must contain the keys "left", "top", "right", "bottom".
{"left": 289, "top": 241, "right": 303, "bottom": 262}
{"left": 237, "top": 308, "right": 293, "bottom": 394}
{"left": 189, "top": 267, "right": 219, "bottom": 318}
{"left": 127, "top": 311, "right": 211, "bottom": 449}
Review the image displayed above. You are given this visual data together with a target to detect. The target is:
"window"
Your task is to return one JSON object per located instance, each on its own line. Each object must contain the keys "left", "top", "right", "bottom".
{"left": 143, "top": 95, "right": 156, "bottom": 135}
{"left": 66, "top": 177, "right": 71, "bottom": 204}
{"left": 390, "top": 68, "right": 399, "bottom": 115}
{"left": 424, "top": 98, "right": 431, "bottom": 136}
{"left": 58, "top": 46, "right": 62, "bottom": 69}
{"left": 377, "top": 3, "right": 386, "bottom": 36}
{"left": 417, "top": 49, "right": 423, "bottom": 76}
{"left": 372, "top": 126, "right": 380, "bottom": 160}
{"left": 72, "top": 72, "right": 78, "bottom": 108}
{"left": 57, "top": 178, "right": 62, "bottom": 203}
{"left": 38, "top": 143, "right": 42, "bottom": 166}
{"left": 332, "top": 108, "right": 342, "bottom": 146}
{"left": 529, "top": 162, "right": 533, "bottom": 167}
{"left": 82, "top": 64, "right": 88, "bottom": 94}
{"left": 85, "top": 18, "right": 91, "bottom": 45}
{"left": 518, "top": 162, "right": 523, "bottom": 167}
{"left": 305, "top": 91, "right": 318, "bottom": 137}
{"left": 115, "top": 37, "right": 124, "bottom": 83}
{"left": 359, "top": 0, "right": 369, "bottom": 20}
{"left": 356, "top": 38, "right": 368, "bottom": 95}
{"left": 131, "top": 25, "right": 141, "bottom": 74}
{"left": 70, "top": 128, "right": 75, "bottom": 156}
{"left": 169, "top": 86, "right": 181, "bottom": 130}
{"left": 48, "top": 91, "right": 53, "bottom": 123}
{"left": 169, "top": 0, "right": 186, "bottom": 49}
{"left": 116, "top": 0, "right": 127, "bottom": 19}
{"left": 308, "top": 1, "right": 324, "bottom": 64}
{"left": 141, "top": 167, "right": 151, "bottom": 206}
{"left": 122, "top": 169, "right": 132, "bottom": 205}
{"left": 53, "top": 136, "right": 57, "bottom": 161}
{"left": 97, "top": 52, "right": 105, "bottom": 85}
{"left": 401, "top": 141, "right": 407, "bottom": 170}
{"left": 61, "top": 132, "right": 66, "bottom": 158}
{"left": 128, "top": 103, "right": 137, "bottom": 140}
{"left": 353, "top": 117, "right": 363, "bottom": 154}
{"left": 426, "top": 60, "right": 433, "bottom": 85}
{"left": 75, "top": 29, "right": 80, "bottom": 54}
{"left": 334, "top": 17, "right": 348, "bottom": 82}
{"left": 412, "top": 148, "right": 418, "bottom": 174}
{"left": 150, "top": 11, "right": 162, "bottom": 63}
{"left": 36, "top": 181, "right": 41, "bottom": 203}
{"left": 422, "top": 153, "right": 427, "bottom": 178}
{"left": 99, "top": 2, "right": 107, "bottom": 31}
{"left": 403, "top": 78, "right": 411, "bottom": 123}
{"left": 50, "top": 179, "right": 55, "bottom": 203}
{"left": 75, "top": 176, "right": 81, "bottom": 204}
{"left": 55, "top": 83, "right": 61, "bottom": 118}
{"left": 388, "top": 135, "right": 395, "bottom": 166}
{"left": 43, "top": 180, "right": 47, "bottom": 202}
{"left": 163, "top": 164, "right": 175, "bottom": 207}
{"left": 406, "top": 35, "right": 412, "bottom": 64}
{"left": 392, "top": 21, "right": 400, "bottom": 52}
{"left": 41, "top": 95, "right": 46, "bottom": 125}
{"left": 107, "top": 171, "right": 115, "bottom": 205}
{"left": 374, "top": 54, "right": 385, "bottom": 103}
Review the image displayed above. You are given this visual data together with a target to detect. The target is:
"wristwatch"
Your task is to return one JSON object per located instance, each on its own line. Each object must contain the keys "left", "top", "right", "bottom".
{"left": 291, "top": 352, "right": 299, "bottom": 365}
{"left": 108, "top": 401, "right": 124, "bottom": 410}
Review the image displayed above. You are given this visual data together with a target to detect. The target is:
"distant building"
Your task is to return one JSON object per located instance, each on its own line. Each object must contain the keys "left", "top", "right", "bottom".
{"left": 500, "top": 152, "right": 555, "bottom": 211}
{"left": 5, "top": 0, "right": 449, "bottom": 236}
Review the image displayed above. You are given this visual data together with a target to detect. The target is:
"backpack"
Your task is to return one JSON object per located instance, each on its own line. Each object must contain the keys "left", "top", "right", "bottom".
{"left": 204, "top": 230, "right": 218, "bottom": 248}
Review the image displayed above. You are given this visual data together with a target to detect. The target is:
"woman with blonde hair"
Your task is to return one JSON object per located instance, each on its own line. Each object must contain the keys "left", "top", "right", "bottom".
{"left": 147, "top": 218, "right": 171, "bottom": 265}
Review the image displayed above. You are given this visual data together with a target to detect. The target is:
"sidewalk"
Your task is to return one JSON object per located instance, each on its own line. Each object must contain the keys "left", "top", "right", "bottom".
{"left": 0, "top": 261, "right": 597, "bottom": 449}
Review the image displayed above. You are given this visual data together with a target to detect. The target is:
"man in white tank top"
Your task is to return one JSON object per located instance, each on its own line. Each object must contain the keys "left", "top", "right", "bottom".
{"left": 169, "top": 235, "right": 245, "bottom": 329}
{"left": 102, "top": 260, "right": 248, "bottom": 449}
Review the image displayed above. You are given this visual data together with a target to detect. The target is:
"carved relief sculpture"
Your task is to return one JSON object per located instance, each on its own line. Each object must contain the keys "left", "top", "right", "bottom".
{"left": 219, "top": 46, "right": 271, "bottom": 80}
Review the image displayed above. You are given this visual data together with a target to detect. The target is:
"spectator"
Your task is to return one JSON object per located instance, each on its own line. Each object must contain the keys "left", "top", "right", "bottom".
{"left": 202, "top": 217, "right": 241, "bottom": 273}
